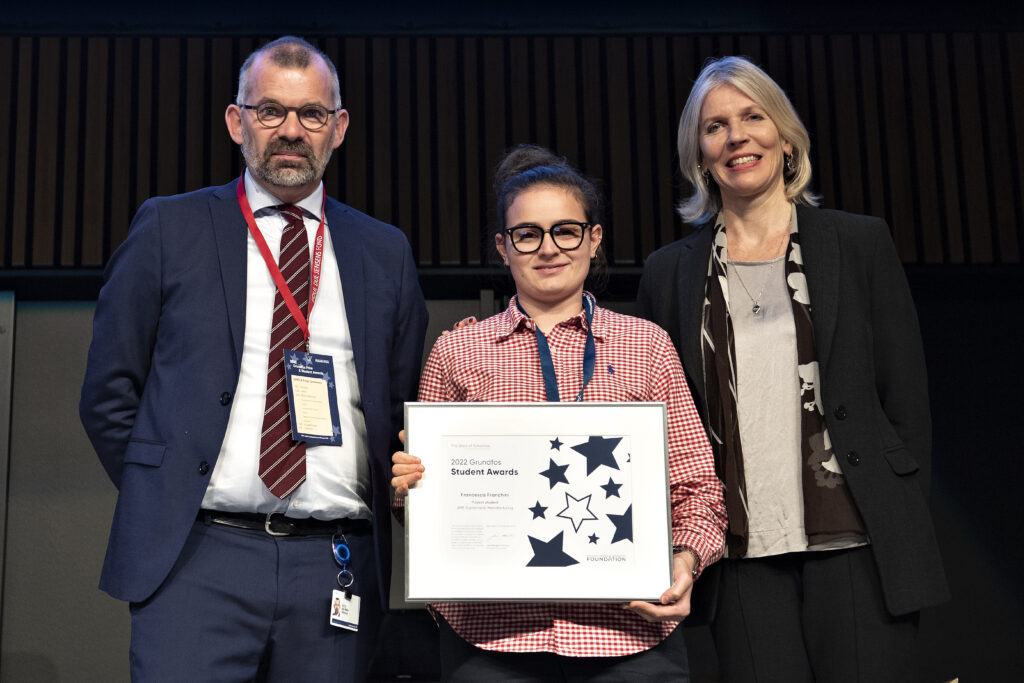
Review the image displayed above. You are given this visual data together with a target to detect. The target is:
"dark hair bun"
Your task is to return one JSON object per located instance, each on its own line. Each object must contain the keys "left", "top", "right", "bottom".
{"left": 492, "top": 144, "right": 570, "bottom": 199}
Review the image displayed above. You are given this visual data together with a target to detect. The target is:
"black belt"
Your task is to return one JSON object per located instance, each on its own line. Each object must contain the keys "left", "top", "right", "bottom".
{"left": 199, "top": 510, "right": 371, "bottom": 537}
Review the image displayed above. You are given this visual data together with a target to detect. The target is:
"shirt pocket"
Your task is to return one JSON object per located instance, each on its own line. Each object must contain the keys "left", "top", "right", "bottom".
{"left": 587, "top": 373, "right": 648, "bottom": 402}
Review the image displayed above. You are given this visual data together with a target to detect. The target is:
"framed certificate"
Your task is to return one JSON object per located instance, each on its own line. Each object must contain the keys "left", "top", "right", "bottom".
{"left": 403, "top": 402, "right": 673, "bottom": 602}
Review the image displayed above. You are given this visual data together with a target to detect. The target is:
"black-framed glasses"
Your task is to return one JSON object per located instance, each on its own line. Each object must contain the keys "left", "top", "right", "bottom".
{"left": 237, "top": 101, "right": 341, "bottom": 131}
{"left": 504, "top": 221, "right": 592, "bottom": 253}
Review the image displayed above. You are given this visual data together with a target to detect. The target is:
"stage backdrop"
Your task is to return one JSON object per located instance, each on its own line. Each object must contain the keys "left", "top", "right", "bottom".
{"left": 1, "top": 31, "right": 1022, "bottom": 281}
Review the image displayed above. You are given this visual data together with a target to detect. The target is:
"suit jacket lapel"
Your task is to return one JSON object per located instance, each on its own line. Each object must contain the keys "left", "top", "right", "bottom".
{"left": 210, "top": 181, "right": 248, "bottom": 369}
{"left": 326, "top": 200, "right": 367, "bottom": 392}
{"left": 797, "top": 205, "right": 839, "bottom": 371}
{"left": 677, "top": 227, "right": 713, "bottom": 405}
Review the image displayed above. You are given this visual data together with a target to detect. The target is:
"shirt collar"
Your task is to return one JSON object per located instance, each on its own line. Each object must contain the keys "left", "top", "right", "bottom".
{"left": 243, "top": 168, "right": 324, "bottom": 219}
{"left": 494, "top": 292, "right": 605, "bottom": 342}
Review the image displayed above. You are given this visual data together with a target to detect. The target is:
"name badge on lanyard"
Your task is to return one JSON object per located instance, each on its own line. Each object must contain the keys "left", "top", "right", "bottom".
{"left": 236, "top": 176, "right": 343, "bottom": 447}
{"left": 284, "top": 350, "right": 343, "bottom": 447}
{"left": 518, "top": 293, "right": 596, "bottom": 402}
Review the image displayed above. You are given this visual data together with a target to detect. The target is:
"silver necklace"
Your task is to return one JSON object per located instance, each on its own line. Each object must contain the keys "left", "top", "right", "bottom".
{"left": 732, "top": 259, "right": 778, "bottom": 315}
{"left": 728, "top": 228, "right": 789, "bottom": 315}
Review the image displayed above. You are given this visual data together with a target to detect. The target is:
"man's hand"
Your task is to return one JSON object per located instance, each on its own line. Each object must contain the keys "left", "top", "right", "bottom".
{"left": 623, "top": 552, "right": 695, "bottom": 622}
{"left": 440, "top": 316, "right": 477, "bottom": 336}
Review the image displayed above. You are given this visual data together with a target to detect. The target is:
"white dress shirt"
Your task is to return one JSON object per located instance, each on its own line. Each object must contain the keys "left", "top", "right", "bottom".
{"left": 201, "top": 170, "right": 371, "bottom": 520}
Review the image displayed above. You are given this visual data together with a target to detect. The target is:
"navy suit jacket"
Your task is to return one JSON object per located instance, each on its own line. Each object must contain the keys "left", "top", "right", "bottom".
{"left": 637, "top": 205, "right": 949, "bottom": 617}
{"left": 80, "top": 180, "right": 428, "bottom": 605}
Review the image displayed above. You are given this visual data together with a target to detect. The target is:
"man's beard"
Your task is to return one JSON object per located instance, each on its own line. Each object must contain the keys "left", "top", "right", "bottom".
{"left": 241, "top": 127, "right": 333, "bottom": 188}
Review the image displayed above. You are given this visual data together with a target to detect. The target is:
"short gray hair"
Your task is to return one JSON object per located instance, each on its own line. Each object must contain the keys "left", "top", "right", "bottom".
{"left": 677, "top": 56, "right": 819, "bottom": 225}
{"left": 236, "top": 36, "right": 342, "bottom": 109}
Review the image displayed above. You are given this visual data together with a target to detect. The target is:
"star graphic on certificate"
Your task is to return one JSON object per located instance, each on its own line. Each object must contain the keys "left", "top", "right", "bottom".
{"left": 529, "top": 501, "right": 548, "bottom": 519}
{"left": 539, "top": 458, "right": 569, "bottom": 489}
{"left": 526, "top": 531, "right": 579, "bottom": 567}
{"left": 556, "top": 492, "right": 598, "bottom": 532}
{"left": 588, "top": 533, "right": 599, "bottom": 544}
{"left": 607, "top": 504, "right": 634, "bottom": 544}
{"left": 550, "top": 437, "right": 563, "bottom": 450}
{"left": 570, "top": 436, "right": 622, "bottom": 475}
{"left": 600, "top": 477, "right": 622, "bottom": 499}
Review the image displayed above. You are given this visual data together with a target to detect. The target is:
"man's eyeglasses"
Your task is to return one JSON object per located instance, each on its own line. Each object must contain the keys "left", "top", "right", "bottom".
{"left": 237, "top": 101, "right": 341, "bottom": 131}
{"left": 503, "top": 221, "right": 592, "bottom": 253}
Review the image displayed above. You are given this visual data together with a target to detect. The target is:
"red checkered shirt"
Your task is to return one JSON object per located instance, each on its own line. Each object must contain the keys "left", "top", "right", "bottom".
{"left": 416, "top": 296, "right": 726, "bottom": 657}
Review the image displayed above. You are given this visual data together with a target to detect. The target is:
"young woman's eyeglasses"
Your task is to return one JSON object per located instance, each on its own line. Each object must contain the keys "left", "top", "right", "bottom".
{"left": 503, "top": 221, "right": 592, "bottom": 253}
{"left": 237, "top": 101, "right": 341, "bottom": 131}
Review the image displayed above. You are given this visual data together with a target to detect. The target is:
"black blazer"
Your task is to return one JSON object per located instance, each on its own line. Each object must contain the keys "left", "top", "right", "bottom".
{"left": 637, "top": 205, "right": 949, "bottom": 617}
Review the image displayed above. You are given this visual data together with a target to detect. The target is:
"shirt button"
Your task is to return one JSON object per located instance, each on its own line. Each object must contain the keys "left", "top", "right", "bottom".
{"left": 833, "top": 405, "right": 848, "bottom": 420}
{"left": 846, "top": 451, "right": 860, "bottom": 466}
{"left": 198, "top": 461, "right": 210, "bottom": 475}
{"left": 220, "top": 392, "right": 232, "bottom": 406}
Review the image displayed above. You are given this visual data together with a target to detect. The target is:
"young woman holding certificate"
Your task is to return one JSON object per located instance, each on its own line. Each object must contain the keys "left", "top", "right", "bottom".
{"left": 392, "top": 145, "right": 726, "bottom": 681}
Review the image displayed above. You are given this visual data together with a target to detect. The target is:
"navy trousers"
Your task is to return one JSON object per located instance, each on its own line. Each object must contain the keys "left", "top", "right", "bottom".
{"left": 129, "top": 517, "right": 381, "bottom": 682}
{"left": 438, "top": 615, "right": 690, "bottom": 682}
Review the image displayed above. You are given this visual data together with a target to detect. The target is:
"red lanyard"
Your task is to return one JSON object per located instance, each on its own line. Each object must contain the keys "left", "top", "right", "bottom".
{"left": 236, "top": 176, "right": 326, "bottom": 344}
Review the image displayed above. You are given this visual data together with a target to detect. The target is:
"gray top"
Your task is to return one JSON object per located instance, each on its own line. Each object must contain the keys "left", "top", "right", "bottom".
{"left": 727, "top": 228, "right": 867, "bottom": 558}
{"left": 727, "top": 254, "right": 810, "bottom": 557}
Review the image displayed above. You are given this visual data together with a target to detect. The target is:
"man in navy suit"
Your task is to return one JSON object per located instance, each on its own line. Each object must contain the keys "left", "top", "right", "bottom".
{"left": 80, "top": 36, "right": 427, "bottom": 681}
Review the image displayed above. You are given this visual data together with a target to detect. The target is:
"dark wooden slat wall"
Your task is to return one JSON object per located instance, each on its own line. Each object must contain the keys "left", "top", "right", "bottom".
{"left": 2, "top": 32, "right": 1022, "bottom": 269}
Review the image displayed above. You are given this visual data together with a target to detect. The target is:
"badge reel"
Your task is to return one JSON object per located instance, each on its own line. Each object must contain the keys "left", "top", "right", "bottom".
{"left": 328, "top": 534, "right": 360, "bottom": 631}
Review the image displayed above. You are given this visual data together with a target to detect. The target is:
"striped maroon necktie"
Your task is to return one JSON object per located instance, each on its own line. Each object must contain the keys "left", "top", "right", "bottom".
{"left": 258, "top": 204, "right": 310, "bottom": 498}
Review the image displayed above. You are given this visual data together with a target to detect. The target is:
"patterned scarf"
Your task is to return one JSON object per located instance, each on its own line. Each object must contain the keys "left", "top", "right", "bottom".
{"left": 701, "top": 212, "right": 865, "bottom": 557}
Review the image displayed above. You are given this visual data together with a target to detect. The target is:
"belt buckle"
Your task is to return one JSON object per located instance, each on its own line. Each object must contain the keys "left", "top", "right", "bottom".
{"left": 264, "top": 512, "right": 291, "bottom": 537}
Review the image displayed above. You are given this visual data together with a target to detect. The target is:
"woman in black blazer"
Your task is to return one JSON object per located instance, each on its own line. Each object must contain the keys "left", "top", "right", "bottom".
{"left": 637, "top": 56, "right": 949, "bottom": 682}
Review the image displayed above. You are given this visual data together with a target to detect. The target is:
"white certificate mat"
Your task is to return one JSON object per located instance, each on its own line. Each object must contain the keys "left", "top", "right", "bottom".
{"left": 404, "top": 402, "right": 673, "bottom": 602}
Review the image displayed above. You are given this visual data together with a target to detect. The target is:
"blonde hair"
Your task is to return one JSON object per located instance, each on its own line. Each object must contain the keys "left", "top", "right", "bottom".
{"left": 677, "top": 56, "right": 819, "bottom": 224}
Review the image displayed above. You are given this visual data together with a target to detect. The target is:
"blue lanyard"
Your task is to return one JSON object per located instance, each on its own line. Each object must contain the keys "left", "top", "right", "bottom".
{"left": 517, "top": 294, "right": 596, "bottom": 402}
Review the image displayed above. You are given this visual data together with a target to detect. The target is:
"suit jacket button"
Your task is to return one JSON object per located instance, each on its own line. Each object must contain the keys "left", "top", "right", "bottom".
{"left": 833, "top": 405, "right": 848, "bottom": 420}
{"left": 846, "top": 451, "right": 860, "bottom": 466}
{"left": 198, "top": 461, "right": 210, "bottom": 475}
{"left": 220, "top": 392, "right": 232, "bottom": 406}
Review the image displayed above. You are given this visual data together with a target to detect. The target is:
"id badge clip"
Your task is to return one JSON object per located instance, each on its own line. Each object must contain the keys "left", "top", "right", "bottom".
{"left": 329, "top": 534, "right": 360, "bottom": 631}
